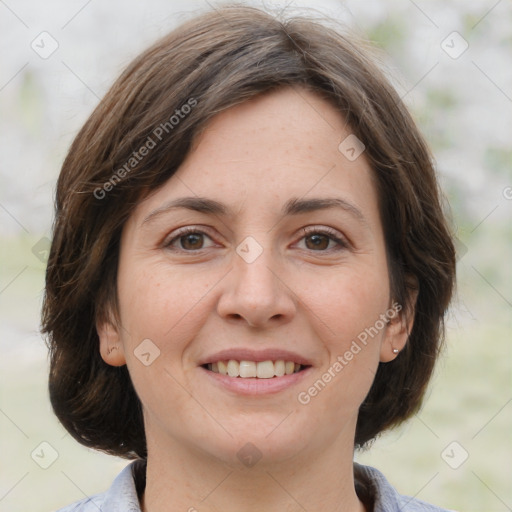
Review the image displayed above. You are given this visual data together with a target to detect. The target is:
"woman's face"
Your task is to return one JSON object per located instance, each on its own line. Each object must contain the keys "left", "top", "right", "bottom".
{"left": 99, "top": 87, "right": 407, "bottom": 467}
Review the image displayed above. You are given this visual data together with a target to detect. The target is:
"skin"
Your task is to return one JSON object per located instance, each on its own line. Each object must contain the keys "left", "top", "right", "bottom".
{"left": 98, "top": 86, "right": 413, "bottom": 512}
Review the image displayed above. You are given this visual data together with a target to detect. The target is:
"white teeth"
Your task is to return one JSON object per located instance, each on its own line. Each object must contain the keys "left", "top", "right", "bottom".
{"left": 256, "top": 360, "right": 274, "bottom": 379}
{"left": 227, "top": 359, "right": 239, "bottom": 377}
{"left": 206, "top": 359, "right": 305, "bottom": 378}
{"left": 217, "top": 360, "right": 228, "bottom": 375}
{"left": 239, "top": 360, "right": 257, "bottom": 378}
{"left": 274, "top": 360, "right": 285, "bottom": 377}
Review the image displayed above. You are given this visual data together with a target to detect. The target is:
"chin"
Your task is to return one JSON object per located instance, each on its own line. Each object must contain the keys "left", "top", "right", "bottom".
{"left": 203, "top": 419, "right": 312, "bottom": 470}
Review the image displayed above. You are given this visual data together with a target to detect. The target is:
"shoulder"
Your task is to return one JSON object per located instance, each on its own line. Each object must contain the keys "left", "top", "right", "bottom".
{"left": 55, "top": 460, "right": 143, "bottom": 512}
{"left": 354, "top": 463, "right": 457, "bottom": 512}
{"left": 55, "top": 495, "right": 104, "bottom": 512}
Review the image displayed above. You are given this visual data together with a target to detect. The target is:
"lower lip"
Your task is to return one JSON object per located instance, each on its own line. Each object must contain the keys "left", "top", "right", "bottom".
{"left": 199, "top": 366, "right": 312, "bottom": 395}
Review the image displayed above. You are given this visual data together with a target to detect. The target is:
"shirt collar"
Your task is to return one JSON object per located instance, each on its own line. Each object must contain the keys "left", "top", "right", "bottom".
{"left": 101, "top": 460, "right": 144, "bottom": 511}
{"left": 102, "top": 460, "right": 445, "bottom": 512}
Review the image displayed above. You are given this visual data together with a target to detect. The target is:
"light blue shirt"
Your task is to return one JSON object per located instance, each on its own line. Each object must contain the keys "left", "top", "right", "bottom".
{"left": 55, "top": 460, "right": 455, "bottom": 511}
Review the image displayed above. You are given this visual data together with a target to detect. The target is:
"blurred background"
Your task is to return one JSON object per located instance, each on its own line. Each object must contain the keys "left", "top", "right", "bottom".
{"left": 0, "top": 0, "right": 510, "bottom": 510}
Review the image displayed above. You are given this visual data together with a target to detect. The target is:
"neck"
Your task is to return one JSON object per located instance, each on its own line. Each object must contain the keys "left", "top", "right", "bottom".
{"left": 141, "top": 432, "right": 366, "bottom": 512}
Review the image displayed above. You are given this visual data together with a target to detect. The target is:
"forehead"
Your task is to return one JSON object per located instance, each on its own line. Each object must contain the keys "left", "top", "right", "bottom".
{"left": 132, "top": 87, "right": 379, "bottom": 224}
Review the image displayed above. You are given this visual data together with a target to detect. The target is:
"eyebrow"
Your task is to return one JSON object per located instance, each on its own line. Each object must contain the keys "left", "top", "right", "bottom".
{"left": 283, "top": 197, "right": 365, "bottom": 222}
{"left": 142, "top": 196, "right": 367, "bottom": 226}
{"left": 143, "top": 197, "right": 228, "bottom": 225}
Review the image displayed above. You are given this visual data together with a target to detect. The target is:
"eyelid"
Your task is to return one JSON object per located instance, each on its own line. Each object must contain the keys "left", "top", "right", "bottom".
{"left": 162, "top": 225, "right": 218, "bottom": 250}
{"left": 162, "top": 224, "right": 350, "bottom": 252}
{"left": 297, "top": 225, "right": 350, "bottom": 250}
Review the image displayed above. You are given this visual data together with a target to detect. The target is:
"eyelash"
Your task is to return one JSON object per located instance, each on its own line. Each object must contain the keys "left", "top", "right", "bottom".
{"left": 163, "top": 226, "right": 349, "bottom": 253}
{"left": 299, "top": 226, "right": 349, "bottom": 251}
{"left": 163, "top": 227, "right": 217, "bottom": 251}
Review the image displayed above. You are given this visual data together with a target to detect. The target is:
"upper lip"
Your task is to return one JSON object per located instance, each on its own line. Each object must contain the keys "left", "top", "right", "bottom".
{"left": 198, "top": 348, "right": 313, "bottom": 367}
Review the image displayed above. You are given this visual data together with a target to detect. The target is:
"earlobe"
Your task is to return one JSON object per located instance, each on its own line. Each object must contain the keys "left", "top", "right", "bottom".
{"left": 97, "top": 320, "right": 127, "bottom": 367}
{"left": 379, "top": 317, "right": 409, "bottom": 362}
{"left": 379, "top": 295, "right": 416, "bottom": 363}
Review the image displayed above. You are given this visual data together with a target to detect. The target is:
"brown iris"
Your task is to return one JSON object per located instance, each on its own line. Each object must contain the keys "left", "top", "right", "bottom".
{"left": 180, "top": 233, "right": 204, "bottom": 250}
{"left": 305, "top": 234, "right": 330, "bottom": 250}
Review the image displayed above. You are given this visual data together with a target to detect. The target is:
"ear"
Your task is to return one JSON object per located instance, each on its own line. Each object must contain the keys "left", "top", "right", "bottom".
{"left": 380, "top": 288, "right": 418, "bottom": 363}
{"left": 97, "top": 318, "right": 127, "bottom": 367}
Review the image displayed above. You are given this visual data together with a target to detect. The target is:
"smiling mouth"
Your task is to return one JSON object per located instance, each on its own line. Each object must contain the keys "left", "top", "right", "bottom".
{"left": 202, "top": 360, "right": 310, "bottom": 379}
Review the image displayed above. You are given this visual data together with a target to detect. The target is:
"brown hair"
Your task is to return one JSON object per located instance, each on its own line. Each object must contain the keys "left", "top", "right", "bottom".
{"left": 42, "top": 4, "right": 456, "bottom": 459}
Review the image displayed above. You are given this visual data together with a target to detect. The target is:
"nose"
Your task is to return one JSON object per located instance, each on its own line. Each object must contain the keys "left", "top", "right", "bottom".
{"left": 216, "top": 246, "right": 297, "bottom": 329}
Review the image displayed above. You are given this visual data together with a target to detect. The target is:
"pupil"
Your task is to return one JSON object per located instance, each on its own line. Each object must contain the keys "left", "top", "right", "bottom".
{"left": 182, "top": 233, "right": 202, "bottom": 249}
{"left": 307, "top": 234, "right": 328, "bottom": 250}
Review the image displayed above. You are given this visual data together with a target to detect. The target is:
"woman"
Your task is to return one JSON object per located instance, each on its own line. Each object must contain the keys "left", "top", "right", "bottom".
{"left": 43, "top": 5, "right": 456, "bottom": 511}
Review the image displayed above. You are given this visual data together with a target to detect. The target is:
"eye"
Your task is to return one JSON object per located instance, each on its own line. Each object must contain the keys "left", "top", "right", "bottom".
{"left": 164, "top": 227, "right": 216, "bottom": 251}
{"left": 297, "top": 227, "right": 348, "bottom": 251}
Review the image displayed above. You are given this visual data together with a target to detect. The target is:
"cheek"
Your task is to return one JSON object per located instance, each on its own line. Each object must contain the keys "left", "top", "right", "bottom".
{"left": 115, "top": 262, "right": 214, "bottom": 423}
{"left": 297, "top": 263, "right": 389, "bottom": 401}
{"left": 302, "top": 261, "right": 389, "bottom": 344}
{"left": 116, "top": 259, "right": 220, "bottom": 356}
